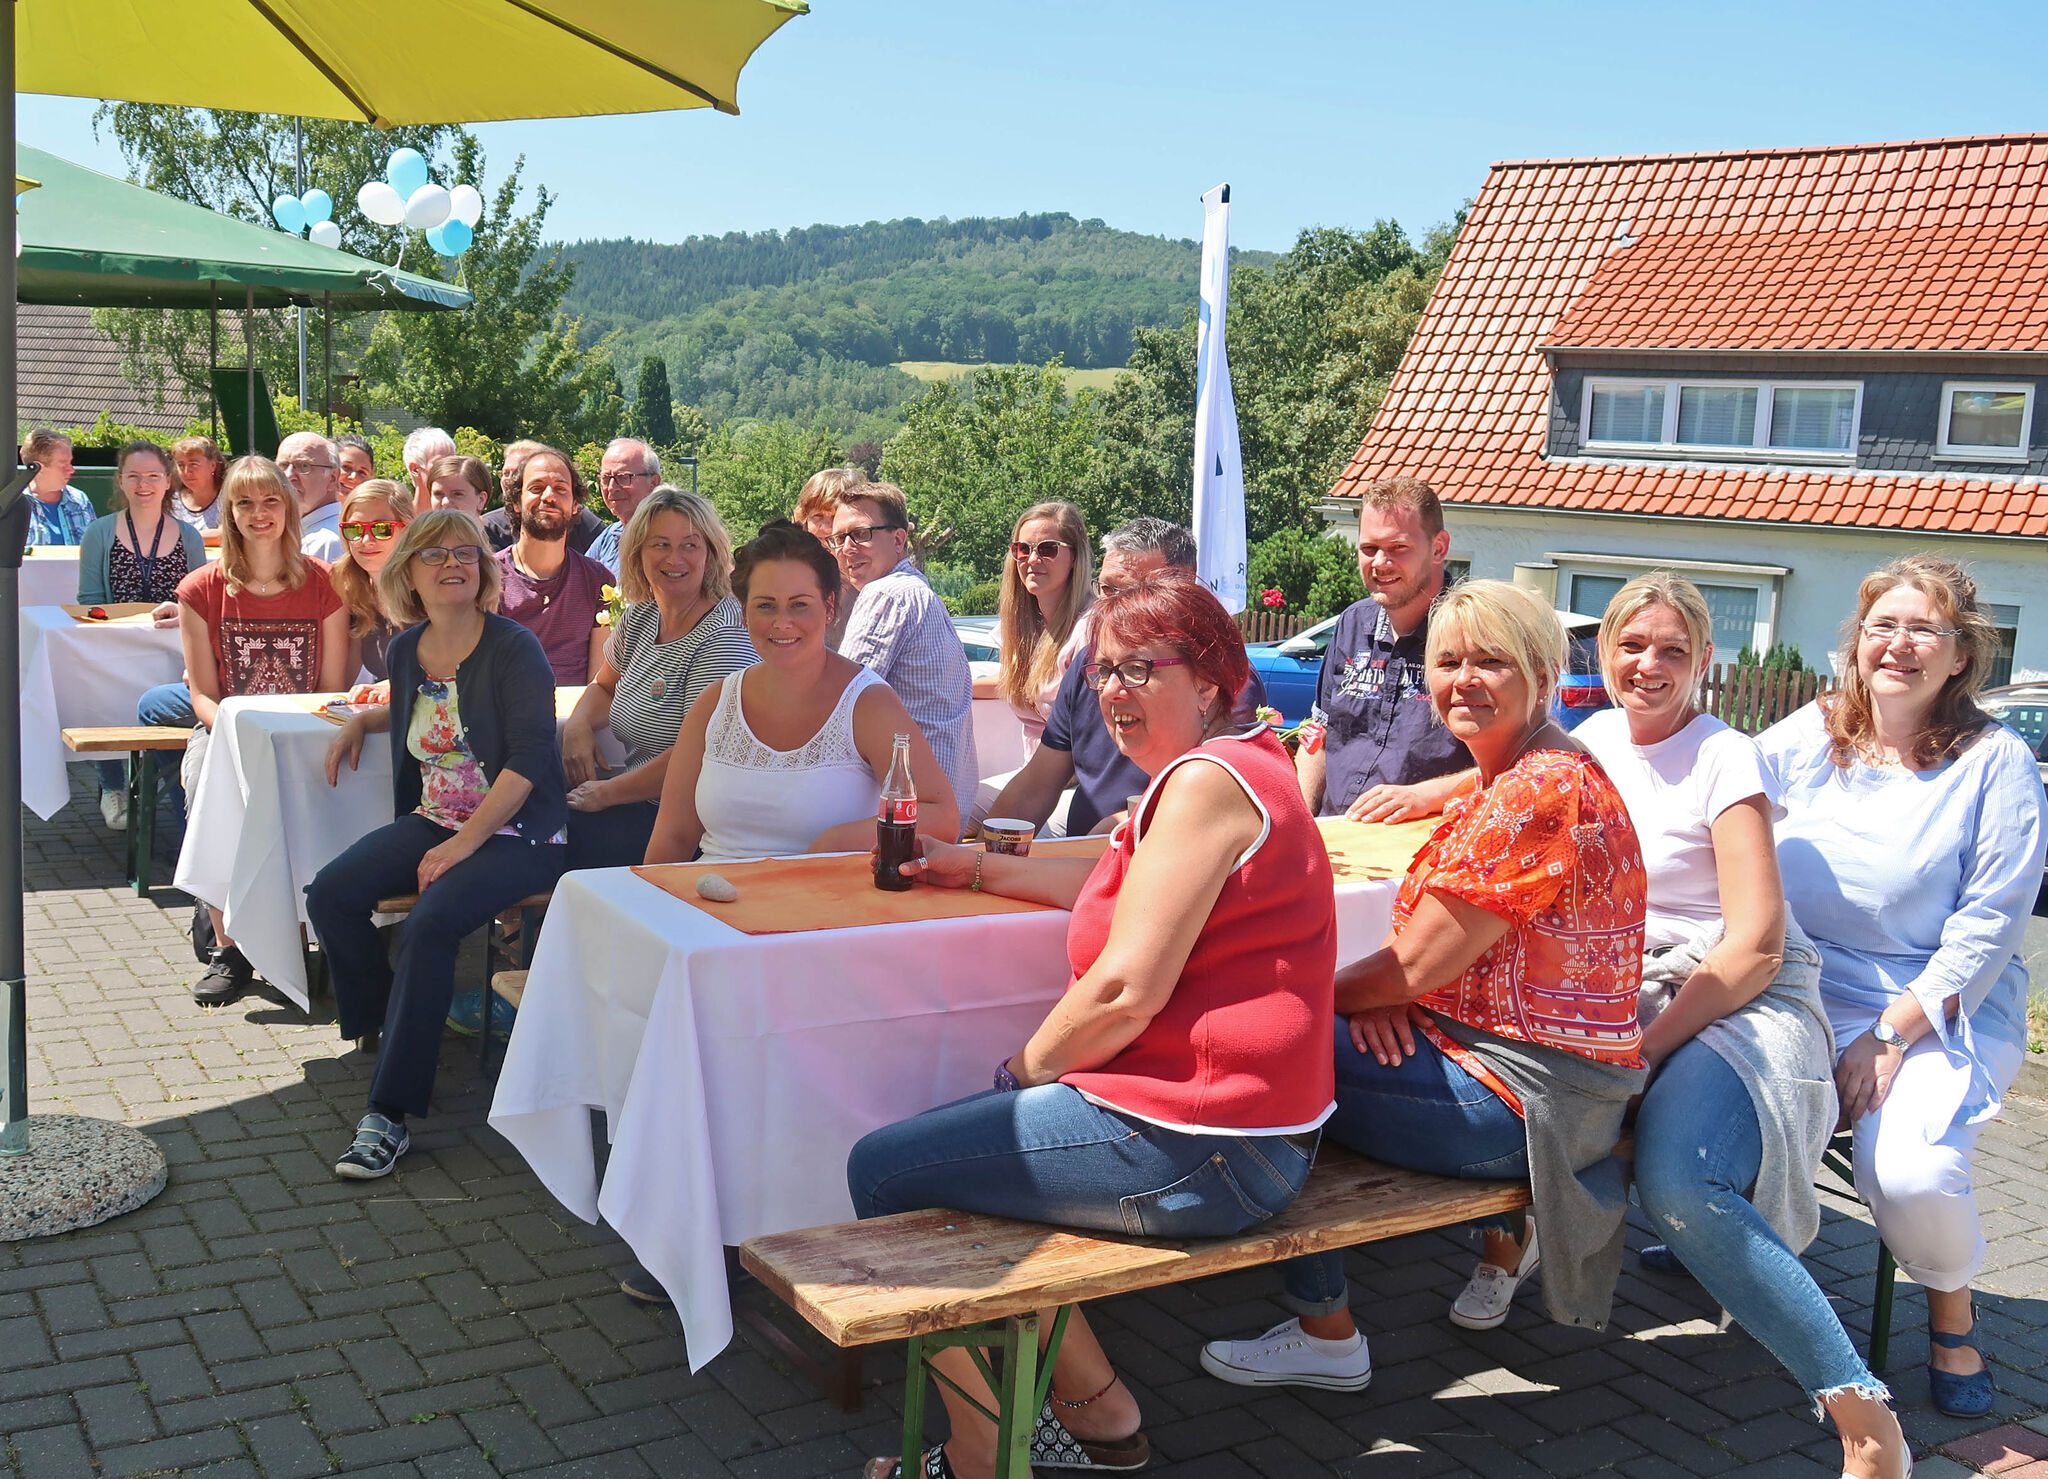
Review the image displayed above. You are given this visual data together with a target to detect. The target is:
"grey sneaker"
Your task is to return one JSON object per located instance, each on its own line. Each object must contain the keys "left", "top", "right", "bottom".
{"left": 334, "top": 1114, "right": 410, "bottom": 1180}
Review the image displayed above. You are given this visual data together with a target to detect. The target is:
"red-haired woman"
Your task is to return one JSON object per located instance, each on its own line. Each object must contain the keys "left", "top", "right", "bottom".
{"left": 849, "top": 569, "right": 1336, "bottom": 1479}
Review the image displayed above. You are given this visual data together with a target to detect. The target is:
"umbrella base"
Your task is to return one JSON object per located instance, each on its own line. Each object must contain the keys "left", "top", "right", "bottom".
{"left": 0, "top": 1114, "right": 167, "bottom": 1240}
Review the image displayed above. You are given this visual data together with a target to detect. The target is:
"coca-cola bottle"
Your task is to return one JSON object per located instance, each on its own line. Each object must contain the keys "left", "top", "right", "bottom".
{"left": 874, "top": 732, "right": 918, "bottom": 891}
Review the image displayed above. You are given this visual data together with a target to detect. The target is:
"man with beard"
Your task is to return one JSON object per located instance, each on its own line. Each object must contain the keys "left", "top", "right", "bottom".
{"left": 1298, "top": 477, "right": 1470, "bottom": 820}
{"left": 483, "top": 438, "right": 603, "bottom": 554}
{"left": 493, "top": 446, "right": 612, "bottom": 685}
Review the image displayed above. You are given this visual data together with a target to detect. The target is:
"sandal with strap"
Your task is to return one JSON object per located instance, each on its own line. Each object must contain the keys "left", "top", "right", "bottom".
{"left": 1031, "top": 1400, "right": 1150, "bottom": 1471}
{"left": 1928, "top": 1330, "right": 1995, "bottom": 1418}
{"left": 862, "top": 1447, "right": 955, "bottom": 1479}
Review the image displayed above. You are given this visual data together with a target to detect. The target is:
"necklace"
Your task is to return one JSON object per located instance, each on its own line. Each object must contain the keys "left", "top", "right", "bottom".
{"left": 123, "top": 508, "right": 167, "bottom": 598}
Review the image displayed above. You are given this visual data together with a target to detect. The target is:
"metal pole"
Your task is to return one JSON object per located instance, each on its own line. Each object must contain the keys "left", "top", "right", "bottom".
{"left": 209, "top": 283, "right": 220, "bottom": 441}
{"left": 323, "top": 292, "right": 333, "bottom": 437}
{"left": 245, "top": 286, "right": 256, "bottom": 455}
{"left": 1, "top": 0, "right": 35, "bottom": 1157}
{"left": 294, "top": 118, "right": 308, "bottom": 410}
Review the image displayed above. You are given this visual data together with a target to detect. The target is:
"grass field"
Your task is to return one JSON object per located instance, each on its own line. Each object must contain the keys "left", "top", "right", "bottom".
{"left": 894, "top": 360, "right": 1128, "bottom": 393}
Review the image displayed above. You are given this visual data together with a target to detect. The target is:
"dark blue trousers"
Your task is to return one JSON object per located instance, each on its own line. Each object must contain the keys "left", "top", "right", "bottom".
{"left": 306, "top": 813, "right": 564, "bottom": 1118}
{"left": 564, "top": 798, "right": 659, "bottom": 872}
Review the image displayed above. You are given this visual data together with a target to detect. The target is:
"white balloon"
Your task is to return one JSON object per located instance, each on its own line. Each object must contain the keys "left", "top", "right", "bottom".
{"left": 447, "top": 183, "right": 484, "bottom": 229}
{"left": 356, "top": 180, "right": 405, "bottom": 227}
{"left": 403, "top": 183, "right": 451, "bottom": 230}
{"left": 308, "top": 220, "right": 343, "bottom": 250}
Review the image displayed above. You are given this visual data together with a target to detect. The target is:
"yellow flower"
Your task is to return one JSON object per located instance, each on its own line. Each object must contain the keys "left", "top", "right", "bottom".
{"left": 600, "top": 584, "right": 619, "bottom": 601}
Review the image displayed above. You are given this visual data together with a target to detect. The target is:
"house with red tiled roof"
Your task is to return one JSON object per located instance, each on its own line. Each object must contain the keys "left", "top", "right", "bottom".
{"left": 1326, "top": 133, "right": 2048, "bottom": 683}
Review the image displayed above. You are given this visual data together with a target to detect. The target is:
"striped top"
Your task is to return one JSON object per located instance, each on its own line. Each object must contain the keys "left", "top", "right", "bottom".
{"left": 605, "top": 597, "right": 759, "bottom": 768}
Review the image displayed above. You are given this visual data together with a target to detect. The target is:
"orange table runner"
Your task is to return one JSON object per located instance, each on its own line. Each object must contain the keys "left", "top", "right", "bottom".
{"left": 1314, "top": 814, "right": 1438, "bottom": 882}
{"left": 61, "top": 602, "right": 158, "bottom": 624}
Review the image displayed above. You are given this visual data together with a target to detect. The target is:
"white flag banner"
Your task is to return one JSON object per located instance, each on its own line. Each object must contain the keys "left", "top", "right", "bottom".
{"left": 1192, "top": 183, "right": 1247, "bottom": 613}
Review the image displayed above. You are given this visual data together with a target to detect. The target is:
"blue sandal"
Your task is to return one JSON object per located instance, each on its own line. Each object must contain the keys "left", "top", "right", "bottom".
{"left": 1928, "top": 1330, "right": 1995, "bottom": 1418}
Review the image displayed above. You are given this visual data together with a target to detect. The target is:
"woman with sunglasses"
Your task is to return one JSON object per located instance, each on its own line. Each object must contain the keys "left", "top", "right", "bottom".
{"left": 78, "top": 441, "right": 208, "bottom": 828}
{"left": 977, "top": 501, "right": 1093, "bottom": 751}
{"left": 851, "top": 570, "right": 1335, "bottom": 1479}
{"left": 329, "top": 479, "right": 415, "bottom": 692}
{"left": 1757, "top": 557, "right": 2045, "bottom": 1422}
{"left": 308, "top": 510, "right": 567, "bottom": 1181}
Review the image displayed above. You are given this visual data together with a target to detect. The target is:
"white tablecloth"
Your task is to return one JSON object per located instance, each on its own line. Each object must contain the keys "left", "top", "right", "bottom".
{"left": 20, "top": 548, "right": 81, "bottom": 606}
{"left": 488, "top": 863, "right": 1400, "bottom": 1369}
{"left": 18, "top": 606, "right": 187, "bottom": 819}
{"left": 175, "top": 691, "right": 615, "bottom": 1008}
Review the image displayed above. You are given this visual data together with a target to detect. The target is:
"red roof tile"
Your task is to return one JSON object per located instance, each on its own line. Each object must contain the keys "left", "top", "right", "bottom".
{"left": 1331, "top": 135, "right": 2048, "bottom": 537}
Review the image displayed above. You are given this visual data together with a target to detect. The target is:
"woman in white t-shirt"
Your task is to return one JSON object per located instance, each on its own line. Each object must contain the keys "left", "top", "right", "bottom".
{"left": 1577, "top": 574, "right": 1905, "bottom": 1479}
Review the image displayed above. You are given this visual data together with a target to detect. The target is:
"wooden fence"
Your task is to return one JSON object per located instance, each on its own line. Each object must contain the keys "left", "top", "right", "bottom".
{"left": 1236, "top": 609, "right": 1312, "bottom": 645}
{"left": 1696, "top": 663, "right": 1833, "bottom": 734}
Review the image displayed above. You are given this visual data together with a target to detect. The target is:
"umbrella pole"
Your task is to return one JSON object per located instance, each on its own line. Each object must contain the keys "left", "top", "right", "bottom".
{"left": 245, "top": 287, "right": 256, "bottom": 455}
{"left": 209, "top": 285, "right": 220, "bottom": 442}
{"left": 323, "top": 293, "right": 333, "bottom": 437}
{"left": 0, "top": 6, "right": 30, "bottom": 1156}
{"left": 294, "top": 118, "right": 308, "bottom": 410}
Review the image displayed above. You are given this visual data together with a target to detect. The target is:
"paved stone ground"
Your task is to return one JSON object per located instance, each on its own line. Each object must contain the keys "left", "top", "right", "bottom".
{"left": 6, "top": 776, "right": 2048, "bottom": 1479}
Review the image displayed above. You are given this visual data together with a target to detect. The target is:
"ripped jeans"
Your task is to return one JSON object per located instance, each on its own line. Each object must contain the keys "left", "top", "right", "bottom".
{"left": 848, "top": 1084, "right": 1315, "bottom": 1237}
{"left": 1636, "top": 1038, "right": 1885, "bottom": 1411}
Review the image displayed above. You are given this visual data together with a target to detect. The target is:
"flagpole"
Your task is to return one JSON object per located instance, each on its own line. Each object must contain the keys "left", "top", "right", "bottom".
{"left": 1192, "top": 182, "right": 1248, "bottom": 614}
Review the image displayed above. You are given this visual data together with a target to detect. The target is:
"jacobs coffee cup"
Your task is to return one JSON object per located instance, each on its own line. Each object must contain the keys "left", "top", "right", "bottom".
{"left": 980, "top": 818, "right": 1034, "bottom": 856}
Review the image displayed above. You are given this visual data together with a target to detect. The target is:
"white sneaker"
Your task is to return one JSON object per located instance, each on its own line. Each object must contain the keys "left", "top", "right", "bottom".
{"left": 1450, "top": 1222, "right": 1540, "bottom": 1330}
{"left": 1200, "top": 1317, "right": 1373, "bottom": 1391}
{"left": 100, "top": 789, "right": 128, "bottom": 831}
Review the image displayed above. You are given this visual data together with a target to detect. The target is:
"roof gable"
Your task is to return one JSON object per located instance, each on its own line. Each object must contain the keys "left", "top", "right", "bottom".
{"left": 1330, "top": 134, "right": 2048, "bottom": 537}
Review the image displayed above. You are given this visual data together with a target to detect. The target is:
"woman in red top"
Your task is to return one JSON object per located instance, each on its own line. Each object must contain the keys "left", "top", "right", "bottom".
{"left": 849, "top": 571, "right": 1336, "bottom": 1479}
{"left": 180, "top": 456, "right": 351, "bottom": 1008}
{"left": 1204, "top": 580, "right": 1647, "bottom": 1393}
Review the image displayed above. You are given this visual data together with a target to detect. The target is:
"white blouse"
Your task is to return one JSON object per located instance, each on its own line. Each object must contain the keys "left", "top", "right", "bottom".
{"left": 695, "top": 666, "right": 884, "bottom": 862}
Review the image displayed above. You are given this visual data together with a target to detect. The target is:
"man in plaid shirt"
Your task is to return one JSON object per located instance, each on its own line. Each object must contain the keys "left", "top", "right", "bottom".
{"left": 21, "top": 429, "right": 95, "bottom": 546}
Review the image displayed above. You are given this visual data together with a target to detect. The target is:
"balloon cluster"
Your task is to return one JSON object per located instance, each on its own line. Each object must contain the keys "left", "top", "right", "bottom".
{"left": 270, "top": 188, "right": 343, "bottom": 249}
{"left": 354, "top": 149, "right": 482, "bottom": 257}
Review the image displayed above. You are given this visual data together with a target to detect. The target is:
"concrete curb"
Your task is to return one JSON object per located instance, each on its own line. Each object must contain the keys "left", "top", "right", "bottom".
{"left": 2018, "top": 1049, "right": 2048, "bottom": 1102}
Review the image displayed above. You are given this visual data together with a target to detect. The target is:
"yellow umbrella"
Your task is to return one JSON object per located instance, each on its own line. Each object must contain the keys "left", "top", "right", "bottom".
{"left": 19, "top": 0, "right": 807, "bottom": 123}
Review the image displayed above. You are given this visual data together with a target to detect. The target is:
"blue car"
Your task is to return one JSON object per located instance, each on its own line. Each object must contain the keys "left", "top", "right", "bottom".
{"left": 1245, "top": 610, "right": 1610, "bottom": 730}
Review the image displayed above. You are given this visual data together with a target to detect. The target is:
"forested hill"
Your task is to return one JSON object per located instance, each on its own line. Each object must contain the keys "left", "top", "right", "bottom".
{"left": 552, "top": 214, "right": 1276, "bottom": 438}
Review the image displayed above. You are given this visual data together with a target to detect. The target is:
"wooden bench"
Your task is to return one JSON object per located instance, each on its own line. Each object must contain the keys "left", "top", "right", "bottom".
{"left": 741, "top": 1146, "right": 1532, "bottom": 1479}
{"left": 370, "top": 892, "right": 551, "bottom": 1072}
{"left": 61, "top": 726, "right": 191, "bottom": 896}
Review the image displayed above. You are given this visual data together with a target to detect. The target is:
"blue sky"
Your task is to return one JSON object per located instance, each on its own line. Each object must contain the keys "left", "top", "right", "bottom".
{"left": 20, "top": 1, "right": 2048, "bottom": 253}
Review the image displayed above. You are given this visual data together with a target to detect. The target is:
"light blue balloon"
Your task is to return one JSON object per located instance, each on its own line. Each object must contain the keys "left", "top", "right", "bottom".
{"left": 435, "top": 218, "right": 473, "bottom": 256}
{"left": 270, "top": 194, "right": 306, "bottom": 235}
{"left": 299, "top": 188, "right": 333, "bottom": 225}
{"left": 386, "top": 148, "right": 430, "bottom": 198}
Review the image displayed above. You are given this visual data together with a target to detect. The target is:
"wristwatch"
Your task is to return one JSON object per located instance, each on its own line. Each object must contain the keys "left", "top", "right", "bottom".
{"left": 1869, "top": 1021, "right": 1905, "bottom": 1048}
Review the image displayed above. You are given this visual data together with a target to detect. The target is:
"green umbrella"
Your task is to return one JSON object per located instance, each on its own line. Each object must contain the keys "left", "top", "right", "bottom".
{"left": 16, "top": 144, "right": 470, "bottom": 310}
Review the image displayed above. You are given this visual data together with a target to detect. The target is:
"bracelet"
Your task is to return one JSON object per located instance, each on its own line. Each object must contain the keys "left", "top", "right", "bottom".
{"left": 994, "top": 1061, "right": 1022, "bottom": 1092}
{"left": 971, "top": 851, "right": 983, "bottom": 892}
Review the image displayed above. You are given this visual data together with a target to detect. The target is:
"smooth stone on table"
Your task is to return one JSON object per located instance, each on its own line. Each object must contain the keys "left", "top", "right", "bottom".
{"left": 696, "top": 873, "right": 739, "bottom": 902}
{"left": 0, "top": 1114, "right": 167, "bottom": 1240}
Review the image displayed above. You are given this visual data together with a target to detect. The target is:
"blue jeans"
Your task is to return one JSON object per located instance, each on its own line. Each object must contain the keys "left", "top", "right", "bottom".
{"left": 565, "top": 798, "right": 659, "bottom": 872}
{"left": 1635, "top": 1039, "right": 1885, "bottom": 1408}
{"left": 1280, "top": 1019, "right": 1528, "bottom": 1315}
{"left": 849, "top": 1083, "right": 1316, "bottom": 1239}
{"left": 305, "top": 813, "right": 565, "bottom": 1119}
{"left": 130, "top": 683, "right": 199, "bottom": 813}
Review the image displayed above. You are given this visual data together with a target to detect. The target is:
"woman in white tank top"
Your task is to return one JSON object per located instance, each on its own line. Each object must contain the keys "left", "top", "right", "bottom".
{"left": 645, "top": 522, "right": 961, "bottom": 866}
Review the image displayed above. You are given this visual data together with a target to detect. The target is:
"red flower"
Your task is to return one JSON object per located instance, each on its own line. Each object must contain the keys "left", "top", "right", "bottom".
{"left": 1260, "top": 588, "right": 1285, "bottom": 609}
{"left": 1299, "top": 721, "right": 1326, "bottom": 756}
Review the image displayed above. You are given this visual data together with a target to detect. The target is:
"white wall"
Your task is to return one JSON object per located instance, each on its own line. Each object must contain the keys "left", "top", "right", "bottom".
{"left": 1319, "top": 502, "right": 2048, "bottom": 682}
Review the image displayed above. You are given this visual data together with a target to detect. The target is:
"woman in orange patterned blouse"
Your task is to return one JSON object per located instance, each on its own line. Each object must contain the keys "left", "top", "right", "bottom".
{"left": 1203, "top": 581, "right": 1648, "bottom": 1394}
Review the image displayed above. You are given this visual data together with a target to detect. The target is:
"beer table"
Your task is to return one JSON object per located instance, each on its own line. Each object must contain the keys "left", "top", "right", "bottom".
{"left": 20, "top": 546, "right": 82, "bottom": 606}
{"left": 488, "top": 815, "right": 1434, "bottom": 1369}
{"left": 18, "top": 604, "right": 187, "bottom": 819}
{"left": 176, "top": 689, "right": 612, "bottom": 1009}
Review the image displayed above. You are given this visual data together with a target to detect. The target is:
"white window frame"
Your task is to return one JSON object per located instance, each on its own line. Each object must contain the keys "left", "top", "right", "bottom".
{"left": 1579, "top": 377, "right": 1863, "bottom": 465}
{"left": 1934, "top": 381, "right": 2035, "bottom": 464}
{"left": 1547, "top": 551, "right": 1785, "bottom": 654}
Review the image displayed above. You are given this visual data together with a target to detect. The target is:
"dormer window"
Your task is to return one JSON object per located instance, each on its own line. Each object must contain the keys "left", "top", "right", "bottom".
{"left": 1583, "top": 378, "right": 1860, "bottom": 459}
{"left": 1936, "top": 383, "right": 2033, "bottom": 462}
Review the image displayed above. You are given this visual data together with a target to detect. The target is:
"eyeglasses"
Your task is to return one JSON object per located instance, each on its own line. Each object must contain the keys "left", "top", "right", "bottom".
{"left": 599, "top": 470, "right": 652, "bottom": 486}
{"left": 342, "top": 520, "right": 407, "bottom": 542}
{"left": 1860, "top": 619, "right": 1960, "bottom": 646}
{"left": 415, "top": 544, "right": 484, "bottom": 568}
{"left": 828, "top": 524, "right": 900, "bottom": 551}
{"left": 1011, "top": 539, "right": 1070, "bottom": 562}
{"left": 1082, "top": 656, "right": 1186, "bottom": 691}
{"left": 278, "top": 459, "right": 335, "bottom": 475}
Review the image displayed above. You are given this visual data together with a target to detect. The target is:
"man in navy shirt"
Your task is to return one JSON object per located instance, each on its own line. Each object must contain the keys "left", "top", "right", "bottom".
{"left": 982, "top": 517, "right": 1264, "bottom": 836}
{"left": 1301, "top": 477, "right": 1470, "bottom": 820}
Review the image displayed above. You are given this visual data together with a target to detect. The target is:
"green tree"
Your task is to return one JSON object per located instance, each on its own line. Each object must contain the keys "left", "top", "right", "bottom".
{"left": 1248, "top": 527, "right": 1365, "bottom": 623}
{"left": 357, "top": 135, "right": 619, "bottom": 444}
{"left": 632, "top": 355, "right": 678, "bottom": 445}
{"left": 86, "top": 105, "right": 460, "bottom": 411}
{"left": 669, "top": 402, "right": 712, "bottom": 457}
{"left": 695, "top": 421, "right": 843, "bottom": 541}
{"left": 881, "top": 363, "right": 1103, "bottom": 577}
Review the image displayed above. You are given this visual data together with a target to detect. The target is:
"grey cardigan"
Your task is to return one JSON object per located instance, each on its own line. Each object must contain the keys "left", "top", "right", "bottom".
{"left": 77, "top": 512, "right": 206, "bottom": 604}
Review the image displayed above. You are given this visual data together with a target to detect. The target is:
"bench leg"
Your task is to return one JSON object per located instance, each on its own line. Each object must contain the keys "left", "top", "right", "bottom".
{"left": 132, "top": 751, "right": 158, "bottom": 896}
{"left": 1870, "top": 1241, "right": 1895, "bottom": 1372}
{"left": 901, "top": 1308, "right": 1070, "bottom": 1479}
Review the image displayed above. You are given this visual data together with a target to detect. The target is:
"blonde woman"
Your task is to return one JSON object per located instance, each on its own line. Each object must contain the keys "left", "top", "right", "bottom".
{"left": 1760, "top": 556, "right": 2045, "bottom": 1422}
{"left": 562, "top": 486, "right": 758, "bottom": 870}
{"left": 792, "top": 464, "right": 870, "bottom": 649}
{"left": 977, "top": 500, "right": 1092, "bottom": 749}
{"left": 310, "top": 511, "right": 566, "bottom": 1179}
{"left": 1577, "top": 574, "right": 1905, "bottom": 1479}
{"left": 180, "top": 457, "right": 351, "bottom": 1007}
{"left": 329, "top": 479, "right": 416, "bottom": 687}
